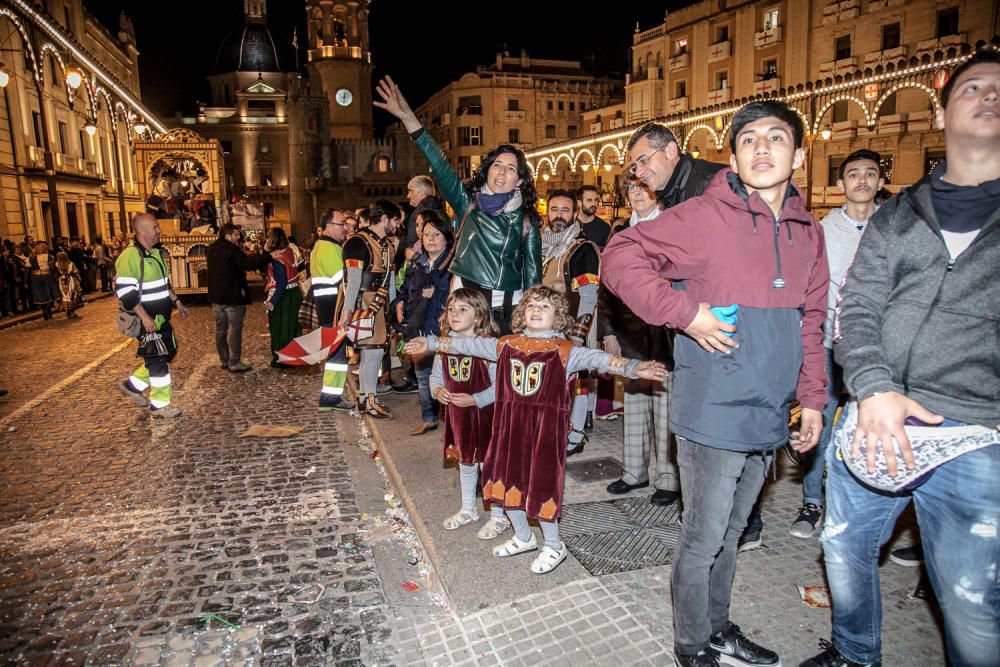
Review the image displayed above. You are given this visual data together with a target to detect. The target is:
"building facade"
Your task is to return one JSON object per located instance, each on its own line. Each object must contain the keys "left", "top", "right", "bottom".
{"left": 527, "top": 0, "right": 1000, "bottom": 212}
{"left": 414, "top": 51, "right": 624, "bottom": 180}
{"left": 0, "top": 0, "right": 164, "bottom": 243}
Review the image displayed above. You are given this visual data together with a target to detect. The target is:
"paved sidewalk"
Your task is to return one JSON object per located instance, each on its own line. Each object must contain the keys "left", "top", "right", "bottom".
{"left": 367, "top": 390, "right": 942, "bottom": 666}
{"left": 0, "top": 290, "right": 114, "bottom": 331}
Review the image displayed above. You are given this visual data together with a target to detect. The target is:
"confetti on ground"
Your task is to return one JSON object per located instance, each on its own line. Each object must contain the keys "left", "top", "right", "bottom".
{"left": 198, "top": 614, "right": 243, "bottom": 631}
{"left": 797, "top": 585, "right": 831, "bottom": 608}
{"left": 288, "top": 583, "right": 325, "bottom": 604}
{"left": 400, "top": 581, "right": 421, "bottom": 592}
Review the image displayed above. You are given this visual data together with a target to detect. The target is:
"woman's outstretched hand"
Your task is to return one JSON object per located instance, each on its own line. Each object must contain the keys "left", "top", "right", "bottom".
{"left": 374, "top": 76, "right": 422, "bottom": 133}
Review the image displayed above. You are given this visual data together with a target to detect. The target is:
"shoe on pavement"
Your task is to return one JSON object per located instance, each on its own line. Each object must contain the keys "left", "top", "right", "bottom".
{"left": 376, "top": 383, "right": 394, "bottom": 396}
{"left": 228, "top": 361, "right": 253, "bottom": 373}
{"left": 150, "top": 405, "right": 182, "bottom": 419}
{"left": 789, "top": 503, "right": 823, "bottom": 538}
{"left": 709, "top": 622, "right": 779, "bottom": 666}
{"left": 530, "top": 543, "right": 568, "bottom": 574}
{"left": 889, "top": 543, "right": 923, "bottom": 567}
{"left": 391, "top": 380, "right": 419, "bottom": 394}
{"left": 477, "top": 516, "right": 511, "bottom": 540}
{"left": 318, "top": 397, "right": 353, "bottom": 412}
{"left": 651, "top": 489, "right": 681, "bottom": 507}
{"left": 120, "top": 380, "right": 148, "bottom": 407}
{"left": 800, "top": 639, "right": 881, "bottom": 666}
{"left": 442, "top": 508, "right": 479, "bottom": 530}
{"left": 606, "top": 478, "right": 650, "bottom": 494}
{"left": 493, "top": 533, "right": 538, "bottom": 557}
{"left": 410, "top": 421, "right": 439, "bottom": 436}
{"left": 362, "top": 393, "right": 392, "bottom": 419}
{"left": 674, "top": 648, "right": 721, "bottom": 666}
{"left": 738, "top": 532, "right": 763, "bottom": 553}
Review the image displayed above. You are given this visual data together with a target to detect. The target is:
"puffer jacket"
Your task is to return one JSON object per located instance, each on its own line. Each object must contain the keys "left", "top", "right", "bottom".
{"left": 835, "top": 169, "right": 1000, "bottom": 429}
{"left": 411, "top": 129, "right": 541, "bottom": 292}
{"left": 603, "top": 169, "right": 829, "bottom": 452}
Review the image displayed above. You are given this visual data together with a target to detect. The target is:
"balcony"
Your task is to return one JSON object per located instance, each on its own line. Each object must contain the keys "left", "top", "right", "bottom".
{"left": 456, "top": 105, "right": 482, "bottom": 116}
{"left": 754, "top": 78, "right": 781, "bottom": 95}
{"left": 246, "top": 185, "right": 289, "bottom": 198}
{"left": 667, "top": 97, "right": 689, "bottom": 113}
{"left": 307, "top": 45, "right": 370, "bottom": 63}
{"left": 589, "top": 121, "right": 603, "bottom": 134}
{"left": 708, "top": 40, "right": 731, "bottom": 63}
{"left": 819, "top": 56, "right": 859, "bottom": 77}
{"left": 907, "top": 109, "right": 934, "bottom": 132}
{"left": 864, "top": 45, "right": 908, "bottom": 67}
{"left": 669, "top": 53, "right": 689, "bottom": 72}
{"left": 706, "top": 87, "right": 731, "bottom": 105}
{"left": 503, "top": 110, "right": 526, "bottom": 122}
{"left": 822, "top": 0, "right": 860, "bottom": 25}
{"left": 877, "top": 113, "right": 908, "bottom": 135}
{"left": 867, "top": 0, "right": 906, "bottom": 12}
{"left": 917, "top": 33, "right": 967, "bottom": 57}
{"left": 609, "top": 117, "right": 625, "bottom": 130}
{"left": 754, "top": 26, "right": 782, "bottom": 49}
{"left": 26, "top": 145, "right": 45, "bottom": 169}
{"left": 635, "top": 25, "right": 664, "bottom": 43}
{"left": 832, "top": 119, "right": 858, "bottom": 139}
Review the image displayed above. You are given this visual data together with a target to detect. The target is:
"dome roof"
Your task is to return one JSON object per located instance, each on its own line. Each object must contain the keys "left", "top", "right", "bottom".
{"left": 213, "top": 23, "right": 295, "bottom": 74}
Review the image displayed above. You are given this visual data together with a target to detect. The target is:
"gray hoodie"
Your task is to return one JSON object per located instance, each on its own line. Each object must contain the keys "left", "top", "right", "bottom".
{"left": 819, "top": 206, "right": 873, "bottom": 348}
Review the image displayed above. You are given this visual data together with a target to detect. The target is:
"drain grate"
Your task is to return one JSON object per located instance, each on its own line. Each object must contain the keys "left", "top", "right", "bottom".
{"left": 564, "top": 456, "right": 622, "bottom": 483}
{"left": 561, "top": 497, "right": 682, "bottom": 575}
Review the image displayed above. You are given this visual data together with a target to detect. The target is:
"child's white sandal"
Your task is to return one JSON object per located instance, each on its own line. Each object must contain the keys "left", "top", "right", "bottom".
{"left": 442, "top": 508, "right": 480, "bottom": 530}
{"left": 477, "top": 516, "right": 511, "bottom": 540}
{"left": 530, "top": 544, "right": 568, "bottom": 574}
{"left": 492, "top": 533, "right": 537, "bottom": 557}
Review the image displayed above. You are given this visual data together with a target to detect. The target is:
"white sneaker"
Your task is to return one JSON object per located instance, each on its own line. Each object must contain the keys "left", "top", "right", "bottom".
{"left": 530, "top": 543, "right": 568, "bottom": 574}
{"left": 492, "top": 533, "right": 537, "bottom": 558}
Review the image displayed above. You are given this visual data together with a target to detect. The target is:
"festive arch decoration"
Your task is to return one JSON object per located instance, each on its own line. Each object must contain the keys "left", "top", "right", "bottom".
{"left": 596, "top": 143, "right": 623, "bottom": 165}
{"left": 572, "top": 148, "right": 596, "bottom": 171}
{"left": 534, "top": 156, "right": 555, "bottom": 177}
{"left": 873, "top": 81, "right": 940, "bottom": 117}
{"left": 554, "top": 153, "right": 573, "bottom": 172}
{"left": 812, "top": 95, "right": 871, "bottom": 133}
{"left": 681, "top": 124, "right": 722, "bottom": 152}
{"left": 0, "top": 9, "right": 40, "bottom": 81}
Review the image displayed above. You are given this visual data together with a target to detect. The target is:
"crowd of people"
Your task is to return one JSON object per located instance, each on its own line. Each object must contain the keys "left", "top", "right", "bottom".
{"left": 101, "top": 51, "right": 998, "bottom": 667}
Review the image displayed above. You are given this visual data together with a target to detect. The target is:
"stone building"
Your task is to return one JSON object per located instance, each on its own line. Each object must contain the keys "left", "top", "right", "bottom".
{"left": 0, "top": 0, "right": 164, "bottom": 242}
{"left": 527, "top": 0, "right": 1000, "bottom": 213}
{"left": 413, "top": 51, "right": 624, "bottom": 180}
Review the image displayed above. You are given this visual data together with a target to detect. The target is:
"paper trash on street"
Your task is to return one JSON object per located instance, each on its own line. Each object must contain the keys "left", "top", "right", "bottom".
{"left": 239, "top": 425, "right": 304, "bottom": 438}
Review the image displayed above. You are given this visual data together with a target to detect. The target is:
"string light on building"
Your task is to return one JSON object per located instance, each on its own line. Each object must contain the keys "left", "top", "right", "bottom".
{"left": 64, "top": 66, "right": 83, "bottom": 90}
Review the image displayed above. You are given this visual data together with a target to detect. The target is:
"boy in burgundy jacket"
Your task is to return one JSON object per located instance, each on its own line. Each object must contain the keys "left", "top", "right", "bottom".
{"left": 603, "top": 101, "right": 829, "bottom": 667}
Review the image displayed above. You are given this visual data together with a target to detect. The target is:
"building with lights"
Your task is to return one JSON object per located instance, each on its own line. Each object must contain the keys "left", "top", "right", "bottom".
{"left": 527, "top": 0, "right": 999, "bottom": 213}
{"left": 0, "top": 0, "right": 167, "bottom": 242}
{"left": 413, "top": 51, "right": 624, "bottom": 181}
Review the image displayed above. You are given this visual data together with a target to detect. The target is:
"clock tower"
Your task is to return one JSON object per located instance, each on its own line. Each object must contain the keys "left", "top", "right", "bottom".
{"left": 305, "top": 0, "right": 373, "bottom": 140}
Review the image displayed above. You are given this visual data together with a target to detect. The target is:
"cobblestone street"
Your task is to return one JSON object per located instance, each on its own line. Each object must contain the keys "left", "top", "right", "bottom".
{"left": 0, "top": 299, "right": 946, "bottom": 666}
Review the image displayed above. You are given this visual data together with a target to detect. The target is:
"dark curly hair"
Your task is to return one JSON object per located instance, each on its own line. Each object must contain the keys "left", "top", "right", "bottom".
{"left": 468, "top": 144, "right": 539, "bottom": 214}
{"left": 510, "top": 286, "right": 573, "bottom": 335}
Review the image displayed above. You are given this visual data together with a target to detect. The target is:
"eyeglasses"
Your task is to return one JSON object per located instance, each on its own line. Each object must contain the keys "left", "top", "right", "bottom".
{"left": 627, "top": 144, "right": 667, "bottom": 176}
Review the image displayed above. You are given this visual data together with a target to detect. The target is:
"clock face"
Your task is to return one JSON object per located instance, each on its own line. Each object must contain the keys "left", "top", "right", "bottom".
{"left": 336, "top": 88, "right": 353, "bottom": 107}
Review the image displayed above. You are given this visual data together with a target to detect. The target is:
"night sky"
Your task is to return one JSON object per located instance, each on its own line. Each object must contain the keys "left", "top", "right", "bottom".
{"left": 86, "top": 1, "right": 684, "bottom": 133}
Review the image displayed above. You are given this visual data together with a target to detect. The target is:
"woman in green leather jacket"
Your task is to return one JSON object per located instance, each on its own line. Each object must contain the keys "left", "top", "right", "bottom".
{"left": 375, "top": 76, "right": 541, "bottom": 334}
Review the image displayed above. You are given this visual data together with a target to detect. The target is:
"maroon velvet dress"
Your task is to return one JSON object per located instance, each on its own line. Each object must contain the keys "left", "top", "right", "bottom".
{"left": 441, "top": 353, "right": 495, "bottom": 465}
{"left": 482, "top": 334, "right": 576, "bottom": 522}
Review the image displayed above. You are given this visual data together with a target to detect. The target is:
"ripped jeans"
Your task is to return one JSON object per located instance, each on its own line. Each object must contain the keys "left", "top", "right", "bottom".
{"left": 821, "top": 441, "right": 1000, "bottom": 666}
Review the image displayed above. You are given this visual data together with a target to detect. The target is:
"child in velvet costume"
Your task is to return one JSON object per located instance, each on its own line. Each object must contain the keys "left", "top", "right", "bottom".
{"left": 429, "top": 289, "right": 510, "bottom": 540}
{"left": 406, "top": 286, "right": 668, "bottom": 574}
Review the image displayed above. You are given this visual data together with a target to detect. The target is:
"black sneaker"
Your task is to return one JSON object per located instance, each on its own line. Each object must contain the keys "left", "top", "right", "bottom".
{"left": 800, "top": 639, "right": 881, "bottom": 666}
{"left": 584, "top": 410, "right": 594, "bottom": 431}
{"left": 674, "top": 648, "right": 720, "bottom": 667}
{"left": 737, "top": 532, "right": 763, "bottom": 553}
{"left": 789, "top": 503, "right": 823, "bottom": 538}
{"left": 889, "top": 543, "right": 923, "bottom": 567}
{"left": 709, "top": 622, "right": 779, "bottom": 666}
{"left": 391, "top": 380, "right": 419, "bottom": 394}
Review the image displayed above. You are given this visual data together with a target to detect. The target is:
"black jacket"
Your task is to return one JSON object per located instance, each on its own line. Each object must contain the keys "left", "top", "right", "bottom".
{"left": 656, "top": 155, "right": 726, "bottom": 209}
{"left": 206, "top": 238, "right": 265, "bottom": 305}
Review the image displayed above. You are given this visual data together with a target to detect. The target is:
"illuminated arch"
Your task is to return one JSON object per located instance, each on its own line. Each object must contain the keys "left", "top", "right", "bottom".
{"left": 873, "top": 81, "right": 939, "bottom": 117}
{"left": 0, "top": 10, "right": 40, "bottom": 81}
{"left": 682, "top": 125, "right": 722, "bottom": 152}
{"left": 535, "top": 156, "right": 555, "bottom": 177}
{"left": 554, "top": 153, "right": 573, "bottom": 172}
{"left": 812, "top": 95, "right": 870, "bottom": 134}
{"left": 596, "top": 143, "right": 622, "bottom": 164}
{"left": 572, "top": 148, "right": 596, "bottom": 171}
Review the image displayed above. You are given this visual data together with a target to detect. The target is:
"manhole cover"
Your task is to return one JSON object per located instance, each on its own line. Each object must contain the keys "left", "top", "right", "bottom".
{"left": 564, "top": 456, "right": 622, "bottom": 483}
{"left": 561, "top": 498, "right": 682, "bottom": 575}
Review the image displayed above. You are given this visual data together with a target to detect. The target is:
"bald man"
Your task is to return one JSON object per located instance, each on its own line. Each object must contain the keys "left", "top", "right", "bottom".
{"left": 116, "top": 213, "right": 189, "bottom": 418}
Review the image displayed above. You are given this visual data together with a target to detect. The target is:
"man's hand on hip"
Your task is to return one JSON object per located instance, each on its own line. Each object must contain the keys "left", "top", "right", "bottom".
{"left": 852, "top": 391, "right": 943, "bottom": 476}
{"left": 683, "top": 302, "right": 738, "bottom": 354}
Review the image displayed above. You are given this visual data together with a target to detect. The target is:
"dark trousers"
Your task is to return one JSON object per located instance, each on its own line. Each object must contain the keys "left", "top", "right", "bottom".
{"left": 213, "top": 304, "right": 246, "bottom": 367}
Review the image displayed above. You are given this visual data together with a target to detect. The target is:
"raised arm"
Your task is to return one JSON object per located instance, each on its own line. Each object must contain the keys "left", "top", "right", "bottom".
{"left": 426, "top": 334, "right": 500, "bottom": 361}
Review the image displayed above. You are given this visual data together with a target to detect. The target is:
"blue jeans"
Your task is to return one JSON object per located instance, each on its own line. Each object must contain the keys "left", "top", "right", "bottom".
{"left": 822, "top": 440, "right": 1000, "bottom": 666}
{"left": 801, "top": 346, "right": 843, "bottom": 506}
{"left": 414, "top": 355, "right": 437, "bottom": 424}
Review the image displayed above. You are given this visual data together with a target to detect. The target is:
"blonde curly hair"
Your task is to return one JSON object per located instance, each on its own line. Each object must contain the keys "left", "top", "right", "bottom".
{"left": 510, "top": 285, "right": 573, "bottom": 335}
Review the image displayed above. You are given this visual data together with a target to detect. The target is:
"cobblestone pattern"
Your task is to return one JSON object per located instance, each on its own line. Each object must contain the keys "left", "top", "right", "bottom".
{"left": 0, "top": 302, "right": 397, "bottom": 666}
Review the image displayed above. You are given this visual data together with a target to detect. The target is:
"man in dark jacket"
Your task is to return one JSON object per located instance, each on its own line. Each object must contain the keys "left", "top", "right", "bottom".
{"left": 604, "top": 101, "right": 828, "bottom": 667}
{"left": 804, "top": 49, "right": 1000, "bottom": 667}
{"left": 627, "top": 121, "right": 726, "bottom": 208}
{"left": 206, "top": 224, "right": 266, "bottom": 372}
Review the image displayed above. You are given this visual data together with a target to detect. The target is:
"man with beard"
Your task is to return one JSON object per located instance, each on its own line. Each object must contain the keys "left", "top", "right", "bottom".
{"left": 576, "top": 185, "right": 610, "bottom": 249}
{"left": 541, "top": 190, "right": 600, "bottom": 455}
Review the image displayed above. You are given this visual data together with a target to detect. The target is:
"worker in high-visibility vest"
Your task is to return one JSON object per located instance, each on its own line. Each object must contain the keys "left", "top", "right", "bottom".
{"left": 116, "top": 213, "right": 189, "bottom": 418}
{"left": 312, "top": 208, "right": 351, "bottom": 411}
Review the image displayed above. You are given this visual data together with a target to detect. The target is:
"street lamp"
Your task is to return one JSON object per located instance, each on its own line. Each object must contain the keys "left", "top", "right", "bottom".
{"left": 83, "top": 119, "right": 97, "bottom": 136}
{"left": 65, "top": 66, "right": 83, "bottom": 90}
{"left": 691, "top": 145, "right": 701, "bottom": 159}
{"left": 0, "top": 63, "right": 9, "bottom": 89}
{"left": 134, "top": 120, "right": 148, "bottom": 136}
{"left": 820, "top": 125, "right": 832, "bottom": 141}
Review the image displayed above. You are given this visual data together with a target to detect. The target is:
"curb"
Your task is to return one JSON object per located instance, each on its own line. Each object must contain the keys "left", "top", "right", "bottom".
{"left": 0, "top": 291, "right": 115, "bottom": 331}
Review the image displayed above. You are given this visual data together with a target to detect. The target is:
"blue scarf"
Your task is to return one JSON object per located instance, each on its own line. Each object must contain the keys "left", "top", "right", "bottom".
{"left": 475, "top": 190, "right": 518, "bottom": 215}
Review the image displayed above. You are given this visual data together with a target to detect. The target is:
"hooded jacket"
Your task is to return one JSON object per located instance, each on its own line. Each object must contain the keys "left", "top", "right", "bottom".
{"left": 835, "top": 169, "right": 1000, "bottom": 429}
{"left": 411, "top": 129, "right": 541, "bottom": 292}
{"left": 656, "top": 154, "right": 727, "bottom": 209}
{"left": 603, "top": 169, "right": 829, "bottom": 452}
